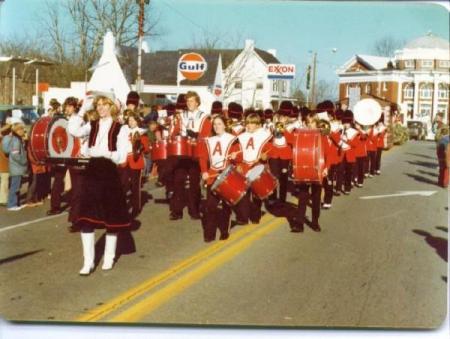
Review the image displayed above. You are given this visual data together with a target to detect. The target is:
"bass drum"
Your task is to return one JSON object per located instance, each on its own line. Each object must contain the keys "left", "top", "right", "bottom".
{"left": 29, "top": 116, "right": 77, "bottom": 163}
{"left": 291, "top": 129, "right": 325, "bottom": 183}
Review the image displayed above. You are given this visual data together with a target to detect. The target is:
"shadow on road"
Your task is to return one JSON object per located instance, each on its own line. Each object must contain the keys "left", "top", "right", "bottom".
{"left": 413, "top": 229, "right": 448, "bottom": 262}
{"left": 436, "top": 226, "right": 448, "bottom": 233}
{"left": 0, "top": 249, "right": 44, "bottom": 266}
{"left": 93, "top": 228, "right": 138, "bottom": 267}
{"left": 443, "top": 276, "right": 447, "bottom": 283}
{"left": 405, "top": 173, "right": 438, "bottom": 186}
{"left": 417, "top": 169, "right": 438, "bottom": 178}
{"left": 265, "top": 201, "right": 300, "bottom": 230}
{"left": 406, "top": 160, "right": 438, "bottom": 169}
{"left": 405, "top": 152, "right": 435, "bottom": 160}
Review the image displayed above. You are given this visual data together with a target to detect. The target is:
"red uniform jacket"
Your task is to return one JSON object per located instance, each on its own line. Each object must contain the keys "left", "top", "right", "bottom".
{"left": 236, "top": 128, "right": 273, "bottom": 175}
{"left": 376, "top": 125, "right": 387, "bottom": 149}
{"left": 269, "top": 134, "right": 293, "bottom": 160}
{"left": 342, "top": 127, "right": 359, "bottom": 163}
{"left": 328, "top": 131, "right": 343, "bottom": 165}
{"left": 198, "top": 133, "right": 241, "bottom": 186}
{"left": 127, "top": 134, "right": 150, "bottom": 170}
{"left": 367, "top": 128, "right": 378, "bottom": 152}
{"left": 354, "top": 131, "right": 368, "bottom": 158}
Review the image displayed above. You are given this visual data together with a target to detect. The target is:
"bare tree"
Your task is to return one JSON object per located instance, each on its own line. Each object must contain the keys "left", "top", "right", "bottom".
{"left": 372, "top": 36, "right": 405, "bottom": 57}
{"left": 40, "top": 0, "right": 162, "bottom": 70}
{"left": 315, "top": 79, "right": 338, "bottom": 104}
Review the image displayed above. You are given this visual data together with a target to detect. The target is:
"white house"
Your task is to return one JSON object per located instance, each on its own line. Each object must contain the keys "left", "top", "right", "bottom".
{"left": 223, "top": 39, "right": 292, "bottom": 110}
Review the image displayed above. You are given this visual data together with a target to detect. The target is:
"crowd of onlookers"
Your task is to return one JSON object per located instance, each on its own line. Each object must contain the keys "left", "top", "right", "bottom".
{"left": 0, "top": 93, "right": 160, "bottom": 212}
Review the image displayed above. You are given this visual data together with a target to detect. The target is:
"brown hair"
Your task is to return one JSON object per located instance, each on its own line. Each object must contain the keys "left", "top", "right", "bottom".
{"left": 125, "top": 111, "right": 142, "bottom": 126}
{"left": 245, "top": 113, "right": 262, "bottom": 126}
{"left": 63, "top": 96, "right": 79, "bottom": 113}
{"left": 211, "top": 115, "right": 230, "bottom": 135}
{"left": 49, "top": 98, "right": 61, "bottom": 110}
{"left": 93, "top": 96, "right": 119, "bottom": 120}
{"left": 185, "top": 91, "right": 201, "bottom": 106}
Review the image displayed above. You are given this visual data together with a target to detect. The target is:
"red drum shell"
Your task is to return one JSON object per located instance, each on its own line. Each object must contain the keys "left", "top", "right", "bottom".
{"left": 189, "top": 138, "right": 204, "bottom": 158}
{"left": 29, "top": 116, "right": 53, "bottom": 163}
{"left": 291, "top": 129, "right": 325, "bottom": 183}
{"left": 151, "top": 140, "right": 168, "bottom": 161}
{"left": 167, "top": 136, "right": 191, "bottom": 157}
{"left": 246, "top": 165, "right": 278, "bottom": 200}
{"left": 30, "top": 116, "right": 78, "bottom": 163}
{"left": 211, "top": 165, "right": 249, "bottom": 205}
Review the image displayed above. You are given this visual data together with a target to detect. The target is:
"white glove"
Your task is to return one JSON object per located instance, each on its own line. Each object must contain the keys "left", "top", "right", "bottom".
{"left": 78, "top": 95, "right": 95, "bottom": 118}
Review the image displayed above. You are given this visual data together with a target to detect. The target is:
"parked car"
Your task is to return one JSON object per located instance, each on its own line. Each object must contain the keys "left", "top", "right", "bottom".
{"left": 407, "top": 121, "right": 427, "bottom": 140}
{"left": 0, "top": 105, "right": 40, "bottom": 125}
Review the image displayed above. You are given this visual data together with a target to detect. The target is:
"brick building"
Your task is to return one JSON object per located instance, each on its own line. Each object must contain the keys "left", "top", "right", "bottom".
{"left": 337, "top": 34, "right": 450, "bottom": 133}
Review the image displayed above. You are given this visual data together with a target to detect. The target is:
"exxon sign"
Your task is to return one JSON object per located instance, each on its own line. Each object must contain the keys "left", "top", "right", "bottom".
{"left": 267, "top": 64, "right": 296, "bottom": 80}
{"left": 178, "top": 53, "right": 208, "bottom": 81}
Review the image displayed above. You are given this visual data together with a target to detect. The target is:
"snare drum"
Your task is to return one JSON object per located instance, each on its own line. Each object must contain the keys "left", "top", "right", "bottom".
{"left": 151, "top": 139, "right": 168, "bottom": 161}
{"left": 167, "top": 136, "right": 191, "bottom": 157}
{"left": 29, "top": 116, "right": 78, "bottom": 163}
{"left": 246, "top": 164, "right": 278, "bottom": 200}
{"left": 211, "top": 165, "right": 249, "bottom": 205}
{"left": 291, "top": 129, "right": 325, "bottom": 183}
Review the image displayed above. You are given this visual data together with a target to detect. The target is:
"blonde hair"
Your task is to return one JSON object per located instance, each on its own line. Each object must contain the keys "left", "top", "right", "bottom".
{"left": 245, "top": 113, "right": 262, "bottom": 126}
{"left": 185, "top": 91, "right": 201, "bottom": 106}
{"left": 93, "top": 96, "right": 119, "bottom": 120}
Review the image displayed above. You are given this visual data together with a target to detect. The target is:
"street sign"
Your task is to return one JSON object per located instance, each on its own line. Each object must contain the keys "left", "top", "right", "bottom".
{"left": 177, "top": 53, "right": 208, "bottom": 81}
{"left": 267, "top": 64, "right": 296, "bottom": 80}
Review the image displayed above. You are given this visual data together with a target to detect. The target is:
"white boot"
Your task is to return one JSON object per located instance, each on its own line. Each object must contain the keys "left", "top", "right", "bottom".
{"left": 102, "top": 234, "right": 117, "bottom": 270}
{"left": 79, "top": 232, "right": 95, "bottom": 275}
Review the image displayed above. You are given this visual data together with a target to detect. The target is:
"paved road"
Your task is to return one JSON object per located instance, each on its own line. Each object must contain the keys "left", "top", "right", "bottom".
{"left": 0, "top": 140, "right": 447, "bottom": 329}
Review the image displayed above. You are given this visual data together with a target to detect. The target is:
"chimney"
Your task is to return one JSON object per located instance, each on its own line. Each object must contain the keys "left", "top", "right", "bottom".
{"left": 267, "top": 49, "right": 277, "bottom": 57}
{"left": 244, "top": 39, "right": 255, "bottom": 51}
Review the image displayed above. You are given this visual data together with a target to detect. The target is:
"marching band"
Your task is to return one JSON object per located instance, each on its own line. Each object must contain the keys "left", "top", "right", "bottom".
{"left": 26, "top": 90, "right": 388, "bottom": 276}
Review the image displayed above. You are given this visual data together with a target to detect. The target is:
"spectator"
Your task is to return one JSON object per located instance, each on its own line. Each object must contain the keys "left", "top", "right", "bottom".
{"left": 7, "top": 122, "right": 28, "bottom": 211}
{"left": 0, "top": 123, "right": 11, "bottom": 206}
{"left": 436, "top": 126, "right": 449, "bottom": 188}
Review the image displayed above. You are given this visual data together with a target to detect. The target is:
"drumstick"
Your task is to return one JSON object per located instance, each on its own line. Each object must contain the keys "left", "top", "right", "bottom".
{"left": 210, "top": 150, "right": 243, "bottom": 168}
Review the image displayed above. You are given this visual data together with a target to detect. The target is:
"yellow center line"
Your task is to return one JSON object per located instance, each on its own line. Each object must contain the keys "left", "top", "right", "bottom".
{"left": 109, "top": 217, "right": 285, "bottom": 323}
{"left": 76, "top": 213, "right": 275, "bottom": 322}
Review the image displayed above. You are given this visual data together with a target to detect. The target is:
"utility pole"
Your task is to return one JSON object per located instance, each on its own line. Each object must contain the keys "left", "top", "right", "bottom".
{"left": 310, "top": 52, "right": 317, "bottom": 109}
{"left": 136, "top": 0, "right": 149, "bottom": 94}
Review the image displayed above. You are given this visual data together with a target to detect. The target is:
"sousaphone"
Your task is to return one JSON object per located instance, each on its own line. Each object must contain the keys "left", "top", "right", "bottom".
{"left": 353, "top": 99, "right": 382, "bottom": 126}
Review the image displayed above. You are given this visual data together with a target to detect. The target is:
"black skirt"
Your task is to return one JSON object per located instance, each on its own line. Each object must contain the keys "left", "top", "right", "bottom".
{"left": 74, "top": 157, "right": 131, "bottom": 231}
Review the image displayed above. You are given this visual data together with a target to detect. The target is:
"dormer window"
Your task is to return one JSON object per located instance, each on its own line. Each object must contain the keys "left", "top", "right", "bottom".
{"left": 404, "top": 60, "right": 414, "bottom": 68}
{"left": 421, "top": 60, "right": 433, "bottom": 68}
{"left": 438, "top": 60, "right": 450, "bottom": 68}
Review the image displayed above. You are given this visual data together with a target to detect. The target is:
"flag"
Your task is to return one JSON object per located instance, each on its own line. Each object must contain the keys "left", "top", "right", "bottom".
{"left": 306, "top": 65, "right": 311, "bottom": 90}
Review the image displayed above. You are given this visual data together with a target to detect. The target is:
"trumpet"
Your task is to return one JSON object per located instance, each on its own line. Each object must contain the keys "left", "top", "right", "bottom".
{"left": 132, "top": 131, "right": 143, "bottom": 161}
{"left": 317, "top": 119, "right": 331, "bottom": 136}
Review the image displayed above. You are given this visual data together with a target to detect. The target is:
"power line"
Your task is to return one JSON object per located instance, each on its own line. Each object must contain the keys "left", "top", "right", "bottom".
{"left": 159, "top": 0, "right": 209, "bottom": 33}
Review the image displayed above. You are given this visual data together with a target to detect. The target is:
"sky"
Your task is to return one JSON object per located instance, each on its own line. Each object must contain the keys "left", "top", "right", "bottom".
{"left": 0, "top": 0, "right": 449, "bottom": 91}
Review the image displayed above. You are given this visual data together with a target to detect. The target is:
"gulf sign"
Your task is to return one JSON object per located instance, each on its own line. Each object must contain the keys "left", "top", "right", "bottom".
{"left": 267, "top": 63, "right": 296, "bottom": 80}
{"left": 178, "top": 53, "right": 208, "bottom": 81}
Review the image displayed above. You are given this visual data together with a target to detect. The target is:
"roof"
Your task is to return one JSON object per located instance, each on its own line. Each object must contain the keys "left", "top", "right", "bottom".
{"left": 117, "top": 46, "right": 280, "bottom": 86}
{"left": 404, "top": 34, "right": 450, "bottom": 50}
{"left": 356, "top": 55, "right": 391, "bottom": 70}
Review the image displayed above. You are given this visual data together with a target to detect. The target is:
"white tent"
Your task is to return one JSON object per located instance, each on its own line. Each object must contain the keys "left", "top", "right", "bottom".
{"left": 87, "top": 31, "right": 130, "bottom": 104}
